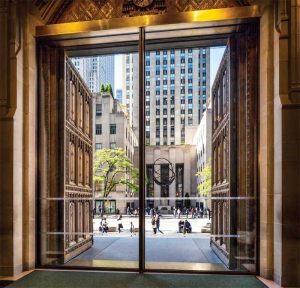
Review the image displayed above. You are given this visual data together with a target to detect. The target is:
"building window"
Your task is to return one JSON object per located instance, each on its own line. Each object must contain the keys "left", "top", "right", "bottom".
{"left": 176, "top": 164, "right": 184, "bottom": 197}
{"left": 161, "top": 165, "right": 170, "bottom": 197}
{"left": 163, "top": 128, "right": 167, "bottom": 137}
{"left": 156, "top": 128, "right": 160, "bottom": 137}
{"left": 110, "top": 142, "right": 116, "bottom": 149}
{"left": 110, "top": 124, "right": 116, "bottom": 134}
{"left": 171, "top": 127, "right": 175, "bottom": 137}
{"left": 96, "top": 104, "right": 102, "bottom": 116}
{"left": 146, "top": 165, "right": 154, "bottom": 197}
{"left": 95, "top": 143, "right": 102, "bottom": 150}
{"left": 95, "top": 124, "right": 102, "bottom": 135}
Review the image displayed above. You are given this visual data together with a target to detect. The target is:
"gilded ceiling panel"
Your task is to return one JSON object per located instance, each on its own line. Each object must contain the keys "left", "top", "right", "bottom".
{"left": 35, "top": 0, "right": 250, "bottom": 24}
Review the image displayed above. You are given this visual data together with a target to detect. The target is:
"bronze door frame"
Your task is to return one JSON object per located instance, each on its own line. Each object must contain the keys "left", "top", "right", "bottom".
{"left": 36, "top": 10, "right": 260, "bottom": 274}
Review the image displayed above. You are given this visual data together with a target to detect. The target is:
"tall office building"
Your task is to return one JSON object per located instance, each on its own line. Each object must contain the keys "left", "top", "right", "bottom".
{"left": 116, "top": 89, "right": 123, "bottom": 104}
{"left": 123, "top": 48, "right": 210, "bottom": 145}
{"left": 122, "top": 53, "right": 139, "bottom": 134}
{"left": 72, "top": 55, "right": 115, "bottom": 93}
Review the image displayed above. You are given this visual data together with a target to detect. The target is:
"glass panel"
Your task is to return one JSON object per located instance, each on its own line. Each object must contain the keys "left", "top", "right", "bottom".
{"left": 38, "top": 28, "right": 140, "bottom": 269}
{"left": 144, "top": 23, "right": 257, "bottom": 273}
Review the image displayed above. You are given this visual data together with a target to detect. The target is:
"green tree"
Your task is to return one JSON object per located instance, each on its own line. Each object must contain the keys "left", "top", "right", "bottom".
{"left": 195, "top": 160, "right": 212, "bottom": 197}
{"left": 100, "top": 84, "right": 105, "bottom": 93}
{"left": 106, "top": 84, "right": 113, "bottom": 97}
{"left": 93, "top": 148, "right": 139, "bottom": 197}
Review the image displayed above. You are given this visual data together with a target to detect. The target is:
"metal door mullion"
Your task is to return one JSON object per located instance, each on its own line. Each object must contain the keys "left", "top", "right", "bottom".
{"left": 138, "top": 26, "right": 145, "bottom": 274}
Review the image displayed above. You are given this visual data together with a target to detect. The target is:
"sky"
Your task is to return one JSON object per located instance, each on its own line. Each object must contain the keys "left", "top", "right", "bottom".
{"left": 114, "top": 47, "right": 226, "bottom": 96}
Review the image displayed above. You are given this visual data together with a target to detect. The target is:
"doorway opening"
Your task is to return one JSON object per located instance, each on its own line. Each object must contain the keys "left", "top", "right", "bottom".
{"left": 37, "top": 20, "right": 259, "bottom": 274}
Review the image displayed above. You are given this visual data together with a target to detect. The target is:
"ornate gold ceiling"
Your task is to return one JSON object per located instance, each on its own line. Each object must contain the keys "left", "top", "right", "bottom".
{"left": 34, "top": 0, "right": 250, "bottom": 24}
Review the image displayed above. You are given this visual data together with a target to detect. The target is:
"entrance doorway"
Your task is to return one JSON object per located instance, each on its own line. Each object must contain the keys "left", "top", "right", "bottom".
{"left": 37, "top": 16, "right": 259, "bottom": 274}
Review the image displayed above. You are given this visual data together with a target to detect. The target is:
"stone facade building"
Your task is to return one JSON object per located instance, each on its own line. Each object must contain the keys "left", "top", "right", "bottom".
{"left": 93, "top": 92, "right": 138, "bottom": 213}
{"left": 123, "top": 48, "right": 210, "bottom": 144}
{"left": 192, "top": 107, "right": 212, "bottom": 211}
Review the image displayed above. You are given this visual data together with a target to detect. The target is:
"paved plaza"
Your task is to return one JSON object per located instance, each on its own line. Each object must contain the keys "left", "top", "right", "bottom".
{"left": 69, "top": 215, "right": 224, "bottom": 269}
{"left": 92, "top": 214, "right": 211, "bottom": 237}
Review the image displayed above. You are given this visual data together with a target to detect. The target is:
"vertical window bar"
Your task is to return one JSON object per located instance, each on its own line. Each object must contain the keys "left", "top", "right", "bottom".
{"left": 138, "top": 26, "right": 145, "bottom": 274}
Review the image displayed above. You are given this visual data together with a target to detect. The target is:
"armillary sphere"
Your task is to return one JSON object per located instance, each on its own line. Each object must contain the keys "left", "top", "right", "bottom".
{"left": 153, "top": 158, "right": 175, "bottom": 186}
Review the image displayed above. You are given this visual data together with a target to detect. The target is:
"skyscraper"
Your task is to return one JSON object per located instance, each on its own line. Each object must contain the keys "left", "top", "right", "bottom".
{"left": 116, "top": 89, "right": 123, "bottom": 103}
{"left": 72, "top": 55, "right": 115, "bottom": 93}
{"left": 123, "top": 48, "right": 210, "bottom": 145}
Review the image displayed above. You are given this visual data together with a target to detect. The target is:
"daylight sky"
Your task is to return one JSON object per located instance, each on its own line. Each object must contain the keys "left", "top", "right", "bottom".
{"left": 114, "top": 47, "right": 226, "bottom": 95}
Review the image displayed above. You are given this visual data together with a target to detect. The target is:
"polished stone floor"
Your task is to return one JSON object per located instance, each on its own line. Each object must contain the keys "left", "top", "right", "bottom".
{"left": 67, "top": 234, "right": 225, "bottom": 270}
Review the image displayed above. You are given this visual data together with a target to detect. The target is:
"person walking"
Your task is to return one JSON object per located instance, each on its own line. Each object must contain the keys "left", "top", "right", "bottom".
{"left": 130, "top": 221, "right": 136, "bottom": 237}
{"left": 156, "top": 213, "right": 164, "bottom": 234}
{"left": 100, "top": 217, "right": 108, "bottom": 234}
{"left": 151, "top": 215, "right": 157, "bottom": 234}
{"left": 117, "top": 214, "right": 123, "bottom": 233}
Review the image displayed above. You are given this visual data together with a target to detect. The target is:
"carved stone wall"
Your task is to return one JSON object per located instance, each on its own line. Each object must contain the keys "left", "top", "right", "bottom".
{"left": 34, "top": 0, "right": 250, "bottom": 24}
{"left": 211, "top": 23, "right": 258, "bottom": 271}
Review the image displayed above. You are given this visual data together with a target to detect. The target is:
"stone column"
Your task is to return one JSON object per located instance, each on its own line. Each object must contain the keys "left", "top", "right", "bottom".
{"left": 274, "top": 0, "right": 300, "bottom": 286}
{"left": 0, "top": 0, "right": 23, "bottom": 276}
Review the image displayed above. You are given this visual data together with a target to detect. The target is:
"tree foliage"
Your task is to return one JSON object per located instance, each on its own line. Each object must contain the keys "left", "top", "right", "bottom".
{"left": 93, "top": 148, "right": 139, "bottom": 197}
{"left": 100, "top": 84, "right": 105, "bottom": 93}
{"left": 99, "top": 83, "right": 114, "bottom": 97}
{"left": 195, "top": 160, "right": 212, "bottom": 197}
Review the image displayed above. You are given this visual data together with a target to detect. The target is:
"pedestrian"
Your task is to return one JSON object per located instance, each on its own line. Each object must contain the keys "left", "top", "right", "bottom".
{"left": 173, "top": 207, "right": 176, "bottom": 218}
{"left": 151, "top": 215, "right": 157, "bottom": 234}
{"left": 177, "top": 208, "right": 181, "bottom": 219}
{"left": 117, "top": 214, "right": 123, "bottom": 233}
{"left": 100, "top": 217, "right": 108, "bottom": 234}
{"left": 156, "top": 213, "right": 164, "bottom": 234}
{"left": 130, "top": 221, "right": 136, "bottom": 237}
